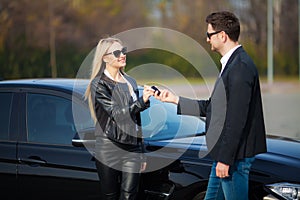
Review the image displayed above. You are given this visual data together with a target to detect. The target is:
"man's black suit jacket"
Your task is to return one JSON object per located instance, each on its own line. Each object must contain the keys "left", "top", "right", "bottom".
{"left": 177, "top": 46, "right": 267, "bottom": 165}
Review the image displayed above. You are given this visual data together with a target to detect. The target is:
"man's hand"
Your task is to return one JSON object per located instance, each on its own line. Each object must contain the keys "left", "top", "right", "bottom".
{"left": 154, "top": 88, "right": 179, "bottom": 105}
{"left": 216, "top": 162, "right": 230, "bottom": 178}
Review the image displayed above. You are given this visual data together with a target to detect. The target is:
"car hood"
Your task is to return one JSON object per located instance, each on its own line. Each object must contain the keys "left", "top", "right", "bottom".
{"left": 252, "top": 135, "right": 300, "bottom": 182}
{"left": 146, "top": 135, "right": 300, "bottom": 164}
{"left": 257, "top": 135, "right": 300, "bottom": 165}
{"left": 267, "top": 135, "right": 300, "bottom": 156}
{"left": 148, "top": 134, "right": 300, "bottom": 158}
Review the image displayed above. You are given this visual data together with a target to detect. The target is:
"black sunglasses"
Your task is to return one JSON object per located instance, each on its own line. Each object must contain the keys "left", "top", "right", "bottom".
{"left": 206, "top": 30, "right": 222, "bottom": 39}
{"left": 104, "top": 47, "right": 127, "bottom": 58}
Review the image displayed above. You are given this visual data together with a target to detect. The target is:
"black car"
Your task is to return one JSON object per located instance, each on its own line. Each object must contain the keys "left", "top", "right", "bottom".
{"left": 0, "top": 78, "right": 299, "bottom": 200}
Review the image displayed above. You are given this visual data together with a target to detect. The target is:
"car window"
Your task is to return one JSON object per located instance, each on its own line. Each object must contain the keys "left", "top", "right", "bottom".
{"left": 71, "top": 100, "right": 95, "bottom": 132}
{"left": 0, "top": 92, "right": 13, "bottom": 140}
{"left": 27, "top": 93, "right": 77, "bottom": 145}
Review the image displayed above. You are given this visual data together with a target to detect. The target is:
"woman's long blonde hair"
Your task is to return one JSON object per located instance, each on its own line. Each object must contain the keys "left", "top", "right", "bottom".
{"left": 85, "top": 37, "right": 122, "bottom": 123}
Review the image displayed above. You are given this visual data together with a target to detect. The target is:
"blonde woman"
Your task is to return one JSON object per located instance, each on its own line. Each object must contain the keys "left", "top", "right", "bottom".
{"left": 85, "top": 37, "right": 153, "bottom": 200}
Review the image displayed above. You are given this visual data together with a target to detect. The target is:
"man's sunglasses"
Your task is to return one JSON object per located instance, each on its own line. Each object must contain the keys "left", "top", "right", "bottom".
{"left": 206, "top": 30, "right": 222, "bottom": 39}
{"left": 104, "top": 47, "right": 127, "bottom": 58}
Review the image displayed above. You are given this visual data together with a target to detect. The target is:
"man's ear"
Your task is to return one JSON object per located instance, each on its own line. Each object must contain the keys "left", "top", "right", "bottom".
{"left": 221, "top": 31, "right": 228, "bottom": 43}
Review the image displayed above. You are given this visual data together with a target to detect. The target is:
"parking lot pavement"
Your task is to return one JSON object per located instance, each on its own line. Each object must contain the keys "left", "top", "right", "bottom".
{"left": 169, "top": 81, "right": 300, "bottom": 140}
{"left": 261, "top": 82, "right": 300, "bottom": 140}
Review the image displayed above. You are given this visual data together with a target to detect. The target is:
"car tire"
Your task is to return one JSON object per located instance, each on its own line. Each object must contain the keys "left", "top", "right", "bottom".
{"left": 192, "top": 191, "right": 206, "bottom": 200}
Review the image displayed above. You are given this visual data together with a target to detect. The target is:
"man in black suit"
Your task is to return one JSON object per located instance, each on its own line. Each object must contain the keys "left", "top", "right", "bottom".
{"left": 154, "top": 11, "right": 267, "bottom": 200}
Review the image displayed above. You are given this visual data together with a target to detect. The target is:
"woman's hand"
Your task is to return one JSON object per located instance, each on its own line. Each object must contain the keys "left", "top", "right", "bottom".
{"left": 143, "top": 85, "right": 154, "bottom": 103}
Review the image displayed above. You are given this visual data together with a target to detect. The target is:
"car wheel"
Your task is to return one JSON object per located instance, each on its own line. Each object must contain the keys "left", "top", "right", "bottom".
{"left": 192, "top": 191, "right": 206, "bottom": 200}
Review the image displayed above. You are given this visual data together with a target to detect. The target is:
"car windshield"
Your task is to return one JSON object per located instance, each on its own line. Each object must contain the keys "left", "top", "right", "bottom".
{"left": 141, "top": 96, "right": 205, "bottom": 141}
{"left": 74, "top": 83, "right": 206, "bottom": 142}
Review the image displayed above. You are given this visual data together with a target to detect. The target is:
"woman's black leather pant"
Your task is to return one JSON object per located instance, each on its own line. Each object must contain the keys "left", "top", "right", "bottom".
{"left": 95, "top": 136, "right": 143, "bottom": 200}
{"left": 96, "top": 159, "right": 141, "bottom": 200}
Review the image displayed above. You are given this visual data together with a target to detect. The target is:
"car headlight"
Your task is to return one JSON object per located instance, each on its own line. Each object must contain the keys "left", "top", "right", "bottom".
{"left": 266, "top": 182, "right": 300, "bottom": 200}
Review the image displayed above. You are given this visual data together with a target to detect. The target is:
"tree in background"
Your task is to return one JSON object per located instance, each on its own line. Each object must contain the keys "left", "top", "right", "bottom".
{"left": 0, "top": 0, "right": 298, "bottom": 79}
{"left": 0, "top": 0, "right": 149, "bottom": 79}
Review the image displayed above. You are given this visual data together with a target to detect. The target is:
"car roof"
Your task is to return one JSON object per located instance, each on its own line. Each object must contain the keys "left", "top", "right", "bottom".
{"left": 0, "top": 78, "right": 89, "bottom": 94}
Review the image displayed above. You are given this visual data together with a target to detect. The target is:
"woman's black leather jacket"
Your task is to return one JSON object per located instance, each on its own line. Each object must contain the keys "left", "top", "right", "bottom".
{"left": 91, "top": 73, "right": 150, "bottom": 147}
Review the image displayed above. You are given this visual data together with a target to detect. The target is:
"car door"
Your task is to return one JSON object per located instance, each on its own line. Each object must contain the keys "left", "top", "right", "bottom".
{"left": 17, "top": 88, "right": 100, "bottom": 199}
{"left": 0, "top": 90, "right": 18, "bottom": 199}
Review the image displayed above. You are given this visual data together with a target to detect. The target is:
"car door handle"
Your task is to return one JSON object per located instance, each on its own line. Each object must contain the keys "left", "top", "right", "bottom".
{"left": 19, "top": 156, "right": 47, "bottom": 166}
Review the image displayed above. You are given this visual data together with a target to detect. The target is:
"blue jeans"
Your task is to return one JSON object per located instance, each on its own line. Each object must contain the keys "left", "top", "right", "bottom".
{"left": 204, "top": 157, "right": 255, "bottom": 200}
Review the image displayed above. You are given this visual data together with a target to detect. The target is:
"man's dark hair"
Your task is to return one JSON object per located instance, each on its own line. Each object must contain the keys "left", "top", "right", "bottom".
{"left": 206, "top": 11, "right": 240, "bottom": 42}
